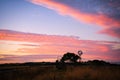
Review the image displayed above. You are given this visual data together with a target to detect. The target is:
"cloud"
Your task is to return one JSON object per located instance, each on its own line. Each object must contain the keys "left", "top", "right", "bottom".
{"left": 0, "top": 54, "right": 58, "bottom": 64}
{"left": 0, "top": 29, "right": 80, "bottom": 44}
{"left": 0, "top": 29, "right": 120, "bottom": 63}
{"left": 99, "top": 27, "right": 120, "bottom": 38}
{"left": 29, "top": 0, "right": 120, "bottom": 38}
{"left": 0, "top": 29, "right": 82, "bottom": 55}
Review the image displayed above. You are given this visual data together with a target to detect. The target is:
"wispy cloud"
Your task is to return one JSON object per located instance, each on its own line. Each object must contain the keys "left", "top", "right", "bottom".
{"left": 29, "top": 0, "right": 120, "bottom": 38}
{"left": 0, "top": 29, "right": 120, "bottom": 63}
{"left": 0, "top": 54, "right": 58, "bottom": 64}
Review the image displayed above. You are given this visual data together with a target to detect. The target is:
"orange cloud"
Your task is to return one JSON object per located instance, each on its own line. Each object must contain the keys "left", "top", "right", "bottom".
{"left": 30, "top": 0, "right": 120, "bottom": 38}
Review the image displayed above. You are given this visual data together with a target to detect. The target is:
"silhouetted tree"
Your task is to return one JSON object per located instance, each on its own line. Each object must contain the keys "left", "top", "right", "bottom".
{"left": 60, "top": 50, "right": 83, "bottom": 63}
{"left": 56, "top": 50, "right": 83, "bottom": 69}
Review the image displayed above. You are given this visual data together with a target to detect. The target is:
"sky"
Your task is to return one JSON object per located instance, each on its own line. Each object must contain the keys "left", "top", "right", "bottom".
{"left": 0, "top": 0, "right": 120, "bottom": 64}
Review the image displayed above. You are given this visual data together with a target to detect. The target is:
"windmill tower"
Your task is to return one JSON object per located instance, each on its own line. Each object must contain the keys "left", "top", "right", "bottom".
{"left": 77, "top": 50, "right": 83, "bottom": 62}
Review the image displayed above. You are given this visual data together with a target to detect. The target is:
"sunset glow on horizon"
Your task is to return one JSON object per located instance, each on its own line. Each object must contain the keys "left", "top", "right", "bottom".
{"left": 0, "top": 0, "right": 120, "bottom": 64}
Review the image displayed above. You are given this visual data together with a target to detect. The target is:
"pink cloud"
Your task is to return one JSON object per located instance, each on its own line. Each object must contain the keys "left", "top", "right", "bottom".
{"left": 0, "top": 29, "right": 120, "bottom": 63}
{"left": 30, "top": 0, "right": 120, "bottom": 38}
{"left": 99, "top": 27, "right": 120, "bottom": 38}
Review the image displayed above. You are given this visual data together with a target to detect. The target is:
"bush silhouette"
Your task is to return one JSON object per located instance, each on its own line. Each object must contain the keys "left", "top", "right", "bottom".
{"left": 60, "top": 50, "right": 83, "bottom": 63}
{"left": 55, "top": 50, "right": 83, "bottom": 69}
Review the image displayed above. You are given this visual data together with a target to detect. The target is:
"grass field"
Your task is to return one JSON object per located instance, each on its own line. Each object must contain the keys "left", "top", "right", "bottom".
{"left": 0, "top": 63, "right": 120, "bottom": 80}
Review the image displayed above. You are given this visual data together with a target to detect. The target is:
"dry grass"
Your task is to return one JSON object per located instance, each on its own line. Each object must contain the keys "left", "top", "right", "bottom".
{"left": 34, "top": 65, "right": 120, "bottom": 80}
{"left": 0, "top": 65, "right": 120, "bottom": 80}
